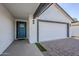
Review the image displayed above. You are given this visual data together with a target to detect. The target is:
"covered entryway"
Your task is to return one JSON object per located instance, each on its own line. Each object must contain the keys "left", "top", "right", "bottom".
{"left": 37, "top": 20, "right": 69, "bottom": 42}
{"left": 0, "top": 3, "right": 41, "bottom": 55}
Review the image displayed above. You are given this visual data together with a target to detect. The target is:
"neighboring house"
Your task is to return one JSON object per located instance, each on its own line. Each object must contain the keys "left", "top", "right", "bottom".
{"left": 71, "top": 22, "right": 79, "bottom": 38}
{"left": 0, "top": 3, "right": 75, "bottom": 55}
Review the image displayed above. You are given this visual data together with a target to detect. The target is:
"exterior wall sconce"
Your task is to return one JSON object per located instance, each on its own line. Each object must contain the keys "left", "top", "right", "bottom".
{"left": 33, "top": 19, "right": 35, "bottom": 24}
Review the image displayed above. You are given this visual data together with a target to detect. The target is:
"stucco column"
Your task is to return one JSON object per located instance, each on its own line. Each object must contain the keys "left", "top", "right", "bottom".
{"left": 28, "top": 15, "right": 37, "bottom": 43}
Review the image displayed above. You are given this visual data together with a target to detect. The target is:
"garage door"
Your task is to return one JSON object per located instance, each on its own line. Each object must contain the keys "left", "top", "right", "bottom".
{"left": 37, "top": 20, "right": 69, "bottom": 42}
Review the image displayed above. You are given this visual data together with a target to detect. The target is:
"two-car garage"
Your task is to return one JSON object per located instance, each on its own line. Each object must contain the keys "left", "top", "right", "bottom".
{"left": 37, "top": 20, "right": 69, "bottom": 42}
{"left": 36, "top": 4, "right": 73, "bottom": 43}
{"left": 29, "top": 3, "right": 74, "bottom": 43}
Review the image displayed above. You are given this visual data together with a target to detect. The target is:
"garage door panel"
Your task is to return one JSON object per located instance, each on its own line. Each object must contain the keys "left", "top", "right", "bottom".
{"left": 39, "top": 21, "right": 67, "bottom": 42}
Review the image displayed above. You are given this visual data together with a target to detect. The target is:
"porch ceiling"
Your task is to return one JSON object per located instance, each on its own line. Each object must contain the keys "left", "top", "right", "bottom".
{"left": 3, "top": 3, "right": 40, "bottom": 19}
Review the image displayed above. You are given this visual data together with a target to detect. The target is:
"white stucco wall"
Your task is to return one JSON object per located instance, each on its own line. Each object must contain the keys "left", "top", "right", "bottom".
{"left": 28, "top": 15, "right": 37, "bottom": 43}
{"left": 38, "top": 4, "right": 71, "bottom": 23}
{"left": 0, "top": 4, "right": 14, "bottom": 54}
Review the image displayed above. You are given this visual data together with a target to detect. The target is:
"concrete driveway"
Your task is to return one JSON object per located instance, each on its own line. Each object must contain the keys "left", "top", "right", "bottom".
{"left": 41, "top": 38, "right": 79, "bottom": 56}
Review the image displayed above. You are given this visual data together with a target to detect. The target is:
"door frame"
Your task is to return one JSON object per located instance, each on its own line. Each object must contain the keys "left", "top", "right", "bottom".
{"left": 37, "top": 19, "right": 69, "bottom": 42}
{"left": 15, "top": 19, "right": 28, "bottom": 40}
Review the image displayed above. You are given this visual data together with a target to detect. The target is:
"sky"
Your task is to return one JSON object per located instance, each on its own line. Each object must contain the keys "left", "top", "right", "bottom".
{"left": 58, "top": 3, "right": 79, "bottom": 21}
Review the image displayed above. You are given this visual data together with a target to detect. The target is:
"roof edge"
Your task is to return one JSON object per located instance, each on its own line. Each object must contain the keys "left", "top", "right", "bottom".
{"left": 55, "top": 3, "right": 75, "bottom": 22}
{"left": 33, "top": 3, "right": 53, "bottom": 19}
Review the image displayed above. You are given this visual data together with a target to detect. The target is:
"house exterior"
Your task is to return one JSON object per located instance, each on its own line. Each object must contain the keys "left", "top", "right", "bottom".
{"left": 71, "top": 22, "right": 79, "bottom": 38}
{"left": 0, "top": 3, "right": 75, "bottom": 55}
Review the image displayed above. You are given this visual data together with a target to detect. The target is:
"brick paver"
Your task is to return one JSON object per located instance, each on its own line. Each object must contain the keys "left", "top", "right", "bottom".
{"left": 41, "top": 38, "right": 79, "bottom": 56}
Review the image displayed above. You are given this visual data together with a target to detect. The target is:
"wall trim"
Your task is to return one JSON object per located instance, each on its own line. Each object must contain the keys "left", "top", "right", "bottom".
{"left": 37, "top": 19, "right": 69, "bottom": 42}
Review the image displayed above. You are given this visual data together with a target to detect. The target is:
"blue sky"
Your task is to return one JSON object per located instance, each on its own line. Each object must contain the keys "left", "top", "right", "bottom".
{"left": 58, "top": 3, "right": 79, "bottom": 21}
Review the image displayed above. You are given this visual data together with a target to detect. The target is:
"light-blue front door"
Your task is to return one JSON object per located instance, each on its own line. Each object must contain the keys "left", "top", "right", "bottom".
{"left": 16, "top": 21, "right": 26, "bottom": 39}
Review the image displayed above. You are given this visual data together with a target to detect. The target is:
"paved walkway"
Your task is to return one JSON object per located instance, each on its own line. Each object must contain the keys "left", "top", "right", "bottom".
{"left": 1, "top": 40, "right": 43, "bottom": 56}
{"left": 41, "top": 38, "right": 79, "bottom": 56}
